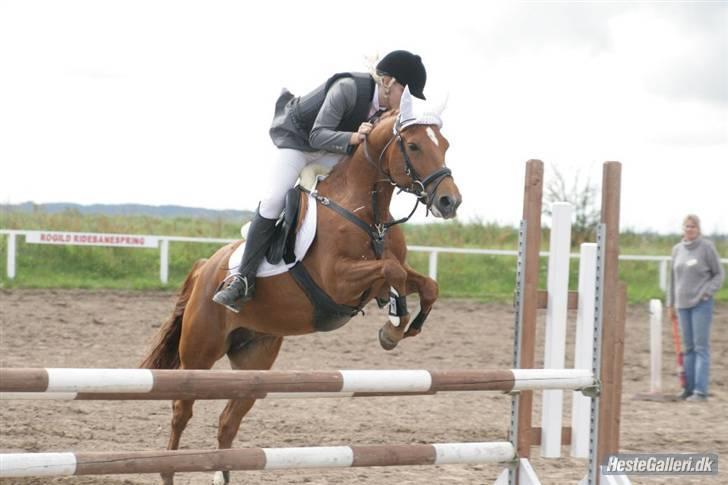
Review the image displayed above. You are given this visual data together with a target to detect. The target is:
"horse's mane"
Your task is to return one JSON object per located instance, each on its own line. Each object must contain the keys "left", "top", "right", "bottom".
{"left": 372, "top": 109, "right": 399, "bottom": 127}
{"left": 323, "top": 110, "right": 399, "bottom": 185}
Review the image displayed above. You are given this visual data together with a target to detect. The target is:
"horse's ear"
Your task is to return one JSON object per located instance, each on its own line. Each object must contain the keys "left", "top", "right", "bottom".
{"left": 433, "top": 92, "right": 449, "bottom": 117}
{"left": 397, "top": 86, "right": 444, "bottom": 131}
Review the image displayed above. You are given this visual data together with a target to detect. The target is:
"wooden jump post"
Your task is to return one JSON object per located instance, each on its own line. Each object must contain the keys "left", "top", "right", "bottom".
{"left": 501, "top": 160, "right": 627, "bottom": 485}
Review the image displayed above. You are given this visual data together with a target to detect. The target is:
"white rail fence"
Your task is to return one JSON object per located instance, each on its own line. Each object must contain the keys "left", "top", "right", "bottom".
{"left": 2, "top": 229, "right": 725, "bottom": 290}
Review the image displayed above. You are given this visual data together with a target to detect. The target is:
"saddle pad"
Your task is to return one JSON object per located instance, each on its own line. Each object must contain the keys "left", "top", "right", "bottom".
{"left": 227, "top": 193, "right": 317, "bottom": 278}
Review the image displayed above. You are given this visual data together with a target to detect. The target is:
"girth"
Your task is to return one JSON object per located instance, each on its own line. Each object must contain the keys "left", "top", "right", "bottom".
{"left": 288, "top": 262, "right": 362, "bottom": 332}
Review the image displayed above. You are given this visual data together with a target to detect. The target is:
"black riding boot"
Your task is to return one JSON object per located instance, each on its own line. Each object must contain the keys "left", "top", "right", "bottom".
{"left": 212, "top": 211, "right": 277, "bottom": 312}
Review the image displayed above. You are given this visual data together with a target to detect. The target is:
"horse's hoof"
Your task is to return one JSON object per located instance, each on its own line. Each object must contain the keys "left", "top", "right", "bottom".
{"left": 212, "top": 470, "right": 229, "bottom": 484}
{"left": 378, "top": 327, "right": 398, "bottom": 350}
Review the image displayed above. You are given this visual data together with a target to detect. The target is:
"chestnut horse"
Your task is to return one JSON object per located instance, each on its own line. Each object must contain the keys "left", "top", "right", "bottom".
{"left": 141, "top": 109, "right": 461, "bottom": 484}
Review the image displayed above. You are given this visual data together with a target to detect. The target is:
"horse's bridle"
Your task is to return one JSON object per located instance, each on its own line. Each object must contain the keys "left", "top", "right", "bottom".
{"left": 307, "top": 119, "right": 453, "bottom": 260}
{"left": 364, "top": 128, "right": 453, "bottom": 212}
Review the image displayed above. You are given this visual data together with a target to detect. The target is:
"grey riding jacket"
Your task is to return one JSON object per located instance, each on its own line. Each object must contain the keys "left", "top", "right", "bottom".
{"left": 269, "top": 72, "right": 375, "bottom": 154}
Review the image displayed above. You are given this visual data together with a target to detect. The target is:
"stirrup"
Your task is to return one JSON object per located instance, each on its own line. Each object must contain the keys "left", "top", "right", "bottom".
{"left": 213, "top": 274, "right": 253, "bottom": 313}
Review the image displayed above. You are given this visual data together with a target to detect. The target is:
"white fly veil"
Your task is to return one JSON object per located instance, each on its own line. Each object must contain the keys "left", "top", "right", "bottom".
{"left": 395, "top": 86, "right": 448, "bottom": 132}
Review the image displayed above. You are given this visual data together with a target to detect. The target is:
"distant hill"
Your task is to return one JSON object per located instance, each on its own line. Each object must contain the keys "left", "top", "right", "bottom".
{"left": 1, "top": 202, "right": 254, "bottom": 221}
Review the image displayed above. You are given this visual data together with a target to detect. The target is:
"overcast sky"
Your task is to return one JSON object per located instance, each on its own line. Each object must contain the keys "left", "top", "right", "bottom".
{"left": 1, "top": 1, "right": 726, "bottom": 235}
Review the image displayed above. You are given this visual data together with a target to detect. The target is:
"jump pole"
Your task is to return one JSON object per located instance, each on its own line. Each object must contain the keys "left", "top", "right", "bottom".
{"left": 0, "top": 368, "right": 595, "bottom": 400}
{"left": 1, "top": 442, "right": 516, "bottom": 477}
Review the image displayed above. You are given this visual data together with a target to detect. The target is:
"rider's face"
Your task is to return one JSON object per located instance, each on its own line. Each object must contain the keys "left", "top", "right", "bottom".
{"left": 388, "top": 81, "right": 405, "bottom": 108}
{"left": 381, "top": 77, "right": 405, "bottom": 110}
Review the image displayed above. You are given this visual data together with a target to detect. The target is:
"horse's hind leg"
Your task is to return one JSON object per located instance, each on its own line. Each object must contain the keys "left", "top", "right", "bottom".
{"left": 160, "top": 398, "right": 194, "bottom": 485}
{"left": 217, "top": 334, "right": 283, "bottom": 451}
{"left": 212, "top": 328, "right": 283, "bottom": 485}
{"left": 163, "top": 326, "right": 226, "bottom": 484}
{"left": 162, "top": 398, "right": 202, "bottom": 484}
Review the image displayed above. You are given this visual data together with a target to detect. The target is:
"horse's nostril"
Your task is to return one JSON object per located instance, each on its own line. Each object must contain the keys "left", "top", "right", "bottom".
{"left": 439, "top": 195, "right": 453, "bottom": 208}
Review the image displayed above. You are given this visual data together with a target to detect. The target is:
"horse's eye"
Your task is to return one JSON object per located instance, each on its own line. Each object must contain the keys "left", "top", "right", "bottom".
{"left": 407, "top": 143, "right": 419, "bottom": 151}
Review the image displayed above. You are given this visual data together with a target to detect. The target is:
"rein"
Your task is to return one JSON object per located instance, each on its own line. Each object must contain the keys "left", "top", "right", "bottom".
{"left": 301, "top": 185, "right": 391, "bottom": 258}
{"left": 308, "top": 121, "right": 452, "bottom": 259}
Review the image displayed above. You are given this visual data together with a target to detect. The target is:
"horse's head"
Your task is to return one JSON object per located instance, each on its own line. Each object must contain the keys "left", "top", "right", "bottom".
{"left": 372, "top": 88, "right": 462, "bottom": 219}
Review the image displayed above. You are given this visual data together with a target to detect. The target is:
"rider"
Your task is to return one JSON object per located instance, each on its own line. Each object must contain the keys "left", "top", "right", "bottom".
{"left": 213, "top": 50, "right": 428, "bottom": 312}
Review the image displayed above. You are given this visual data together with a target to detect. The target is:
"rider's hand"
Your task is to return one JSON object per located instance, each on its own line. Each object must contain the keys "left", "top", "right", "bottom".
{"left": 349, "top": 122, "right": 373, "bottom": 145}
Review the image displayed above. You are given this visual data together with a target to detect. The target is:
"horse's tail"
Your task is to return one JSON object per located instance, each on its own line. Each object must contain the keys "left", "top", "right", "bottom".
{"left": 140, "top": 258, "right": 207, "bottom": 370}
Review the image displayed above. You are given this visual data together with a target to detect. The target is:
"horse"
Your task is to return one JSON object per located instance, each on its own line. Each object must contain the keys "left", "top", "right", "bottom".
{"left": 141, "top": 97, "right": 462, "bottom": 485}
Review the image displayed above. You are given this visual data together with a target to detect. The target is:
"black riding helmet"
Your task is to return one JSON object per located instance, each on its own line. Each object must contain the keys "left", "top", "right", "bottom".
{"left": 376, "top": 50, "right": 427, "bottom": 100}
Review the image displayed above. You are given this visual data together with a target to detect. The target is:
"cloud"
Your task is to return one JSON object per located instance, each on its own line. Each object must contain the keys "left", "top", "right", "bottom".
{"left": 1, "top": 0, "right": 726, "bottom": 233}
{"left": 613, "top": 4, "right": 728, "bottom": 105}
{"left": 465, "top": 3, "right": 727, "bottom": 106}
{"left": 466, "top": 3, "right": 629, "bottom": 57}
{"left": 65, "top": 67, "right": 125, "bottom": 80}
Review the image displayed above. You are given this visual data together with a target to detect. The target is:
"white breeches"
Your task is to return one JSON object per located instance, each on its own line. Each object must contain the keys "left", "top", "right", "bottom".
{"left": 258, "top": 149, "right": 345, "bottom": 219}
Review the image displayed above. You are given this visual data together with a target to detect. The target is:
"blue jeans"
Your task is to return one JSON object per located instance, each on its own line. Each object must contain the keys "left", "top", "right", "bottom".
{"left": 678, "top": 297, "right": 714, "bottom": 396}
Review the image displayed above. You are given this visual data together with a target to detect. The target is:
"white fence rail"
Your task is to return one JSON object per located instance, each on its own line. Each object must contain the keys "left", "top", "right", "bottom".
{"left": 2, "top": 229, "right": 726, "bottom": 290}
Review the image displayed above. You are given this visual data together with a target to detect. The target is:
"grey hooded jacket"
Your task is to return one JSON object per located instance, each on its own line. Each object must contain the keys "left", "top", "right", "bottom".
{"left": 269, "top": 72, "right": 375, "bottom": 154}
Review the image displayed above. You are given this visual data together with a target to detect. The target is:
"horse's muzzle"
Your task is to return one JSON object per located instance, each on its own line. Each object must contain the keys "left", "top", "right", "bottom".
{"left": 432, "top": 192, "right": 461, "bottom": 219}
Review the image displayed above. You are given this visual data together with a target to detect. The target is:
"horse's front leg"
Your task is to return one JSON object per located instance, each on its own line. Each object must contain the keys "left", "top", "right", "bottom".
{"left": 335, "top": 257, "right": 410, "bottom": 350}
{"left": 401, "top": 264, "right": 439, "bottom": 339}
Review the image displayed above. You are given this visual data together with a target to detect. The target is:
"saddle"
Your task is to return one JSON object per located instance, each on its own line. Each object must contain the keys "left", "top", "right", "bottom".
{"left": 266, "top": 163, "right": 332, "bottom": 265}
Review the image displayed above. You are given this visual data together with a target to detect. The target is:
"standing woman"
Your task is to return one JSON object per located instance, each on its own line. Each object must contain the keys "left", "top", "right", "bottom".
{"left": 668, "top": 214, "right": 725, "bottom": 401}
{"left": 213, "top": 50, "right": 428, "bottom": 312}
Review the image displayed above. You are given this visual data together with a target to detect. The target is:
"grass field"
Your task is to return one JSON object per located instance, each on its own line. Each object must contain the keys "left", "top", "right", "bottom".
{"left": 1, "top": 209, "right": 726, "bottom": 302}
